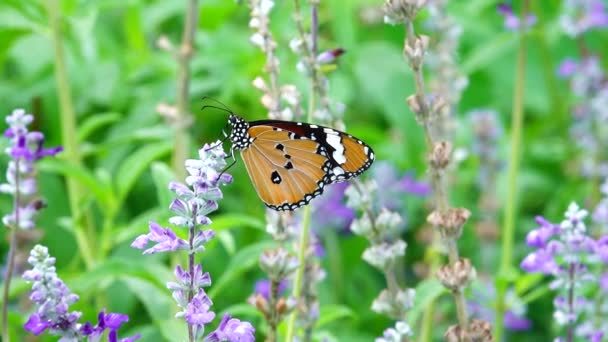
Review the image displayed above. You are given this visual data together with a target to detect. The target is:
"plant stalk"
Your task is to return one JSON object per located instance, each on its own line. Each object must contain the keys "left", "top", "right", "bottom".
{"left": 45, "top": 0, "right": 95, "bottom": 268}
{"left": 495, "top": 1, "right": 529, "bottom": 340}
{"left": 172, "top": 0, "right": 198, "bottom": 179}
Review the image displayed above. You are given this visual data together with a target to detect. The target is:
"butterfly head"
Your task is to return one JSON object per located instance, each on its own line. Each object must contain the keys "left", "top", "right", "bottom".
{"left": 227, "top": 114, "right": 252, "bottom": 151}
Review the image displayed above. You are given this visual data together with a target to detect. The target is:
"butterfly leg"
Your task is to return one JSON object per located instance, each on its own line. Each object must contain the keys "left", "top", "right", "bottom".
{"left": 217, "top": 146, "right": 237, "bottom": 179}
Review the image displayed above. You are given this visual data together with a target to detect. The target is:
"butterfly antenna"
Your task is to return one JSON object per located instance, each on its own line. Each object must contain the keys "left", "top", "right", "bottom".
{"left": 201, "top": 96, "right": 233, "bottom": 113}
{"left": 200, "top": 104, "right": 234, "bottom": 115}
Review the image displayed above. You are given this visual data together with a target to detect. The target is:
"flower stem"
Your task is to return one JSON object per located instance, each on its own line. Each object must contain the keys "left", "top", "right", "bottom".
{"left": 403, "top": 19, "right": 470, "bottom": 339}
{"left": 285, "top": 205, "right": 312, "bottom": 341}
{"left": 1, "top": 159, "right": 20, "bottom": 342}
{"left": 266, "top": 279, "right": 279, "bottom": 342}
{"left": 495, "top": 1, "right": 529, "bottom": 340}
{"left": 187, "top": 205, "right": 198, "bottom": 342}
{"left": 172, "top": 0, "right": 198, "bottom": 179}
{"left": 286, "top": 1, "right": 319, "bottom": 340}
{"left": 45, "top": 0, "right": 95, "bottom": 268}
{"left": 566, "top": 263, "right": 575, "bottom": 342}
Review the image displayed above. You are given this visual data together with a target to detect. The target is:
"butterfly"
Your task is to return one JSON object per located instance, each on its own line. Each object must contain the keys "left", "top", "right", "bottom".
{"left": 224, "top": 114, "right": 374, "bottom": 211}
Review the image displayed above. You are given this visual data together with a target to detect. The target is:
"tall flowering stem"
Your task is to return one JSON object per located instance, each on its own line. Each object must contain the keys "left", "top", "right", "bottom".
{"left": 384, "top": 1, "right": 482, "bottom": 340}
{"left": 131, "top": 142, "right": 254, "bottom": 342}
{"left": 247, "top": 1, "right": 304, "bottom": 340}
{"left": 1, "top": 109, "right": 62, "bottom": 341}
{"left": 521, "top": 203, "right": 608, "bottom": 341}
{"left": 22, "top": 245, "right": 140, "bottom": 341}
{"left": 346, "top": 180, "right": 415, "bottom": 342}
{"left": 284, "top": 1, "right": 323, "bottom": 340}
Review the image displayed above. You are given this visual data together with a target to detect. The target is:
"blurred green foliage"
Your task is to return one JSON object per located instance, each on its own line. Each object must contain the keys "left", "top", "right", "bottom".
{"left": 0, "top": 0, "right": 607, "bottom": 341}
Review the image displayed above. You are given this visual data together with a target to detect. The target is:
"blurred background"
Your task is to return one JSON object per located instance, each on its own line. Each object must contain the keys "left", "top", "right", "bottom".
{"left": 0, "top": 0, "right": 607, "bottom": 341}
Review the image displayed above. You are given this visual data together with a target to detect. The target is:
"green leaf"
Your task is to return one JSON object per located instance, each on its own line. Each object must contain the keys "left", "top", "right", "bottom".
{"left": 78, "top": 112, "right": 121, "bottom": 142}
{"left": 123, "top": 276, "right": 174, "bottom": 322}
{"left": 150, "top": 162, "right": 176, "bottom": 209}
{"left": 462, "top": 33, "right": 517, "bottom": 74}
{"left": 115, "top": 141, "right": 173, "bottom": 203}
{"left": 220, "top": 303, "right": 262, "bottom": 319}
{"left": 210, "top": 213, "right": 266, "bottom": 232}
{"left": 217, "top": 230, "right": 236, "bottom": 255}
{"left": 38, "top": 159, "right": 115, "bottom": 214}
{"left": 316, "top": 305, "right": 356, "bottom": 328}
{"left": 514, "top": 273, "right": 545, "bottom": 295}
{"left": 113, "top": 207, "right": 169, "bottom": 246}
{"left": 209, "top": 240, "right": 276, "bottom": 298}
{"left": 407, "top": 278, "right": 446, "bottom": 326}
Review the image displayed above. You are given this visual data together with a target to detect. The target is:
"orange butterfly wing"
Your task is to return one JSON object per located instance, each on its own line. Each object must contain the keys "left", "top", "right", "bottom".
{"left": 318, "top": 129, "right": 374, "bottom": 182}
{"left": 241, "top": 126, "right": 332, "bottom": 211}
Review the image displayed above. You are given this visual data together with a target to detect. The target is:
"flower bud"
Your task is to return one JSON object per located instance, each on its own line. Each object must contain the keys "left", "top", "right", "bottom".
{"left": 436, "top": 258, "right": 476, "bottom": 292}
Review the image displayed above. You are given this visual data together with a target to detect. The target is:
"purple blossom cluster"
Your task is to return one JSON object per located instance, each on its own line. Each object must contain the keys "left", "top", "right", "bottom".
{"left": 497, "top": 3, "right": 537, "bottom": 31}
{"left": 1, "top": 109, "right": 62, "bottom": 229}
{"left": 311, "top": 161, "right": 429, "bottom": 233}
{"left": 559, "top": 0, "right": 608, "bottom": 37}
{"left": 23, "top": 245, "right": 140, "bottom": 342}
{"left": 558, "top": 56, "right": 608, "bottom": 179}
{"left": 593, "top": 180, "right": 608, "bottom": 233}
{"left": 521, "top": 203, "right": 608, "bottom": 340}
{"left": 131, "top": 142, "right": 254, "bottom": 342}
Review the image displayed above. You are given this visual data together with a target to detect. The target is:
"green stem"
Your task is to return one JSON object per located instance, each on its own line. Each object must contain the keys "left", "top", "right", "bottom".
{"left": 172, "top": 0, "right": 198, "bottom": 179}
{"left": 285, "top": 204, "right": 312, "bottom": 341}
{"left": 495, "top": 2, "right": 529, "bottom": 340}
{"left": 285, "top": 1, "right": 318, "bottom": 340}
{"left": 46, "top": 0, "right": 95, "bottom": 268}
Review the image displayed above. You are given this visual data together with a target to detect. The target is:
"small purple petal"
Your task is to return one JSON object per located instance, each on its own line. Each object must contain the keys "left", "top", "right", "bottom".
{"left": 131, "top": 235, "right": 149, "bottom": 249}
{"left": 497, "top": 3, "right": 513, "bottom": 15}
{"left": 185, "top": 292, "right": 215, "bottom": 326}
{"left": 254, "top": 279, "right": 287, "bottom": 300}
{"left": 504, "top": 310, "right": 532, "bottom": 331}
{"left": 24, "top": 314, "right": 51, "bottom": 335}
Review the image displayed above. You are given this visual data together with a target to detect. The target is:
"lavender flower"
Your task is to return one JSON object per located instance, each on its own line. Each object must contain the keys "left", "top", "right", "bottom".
{"left": 204, "top": 313, "right": 255, "bottom": 342}
{"left": 597, "top": 179, "right": 608, "bottom": 237}
{"left": 558, "top": 55, "right": 608, "bottom": 179}
{"left": 497, "top": 3, "right": 537, "bottom": 31}
{"left": 131, "top": 141, "right": 254, "bottom": 342}
{"left": 559, "top": 0, "right": 608, "bottom": 37}
{"left": 23, "top": 245, "right": 140, "bottom": 341}
{"left": 372, "top": 161, "right": 430, "bottom": 212}
{"left": 1, "top": 109, "right": 62, "bottom": 230}
{"left": 254, "top": 279, "right": 287, "bottom": 300}
{"left": 521, "top": 202, "right": 608, "bottom": 340}
{"left": 375, "top": 321, "right": 412, "bottom": 342}
{"left": 468, "top": 278, "right": 532, "bottom": 332}
{"left": 310, "top": 182, "right": 355, "bottom": 232}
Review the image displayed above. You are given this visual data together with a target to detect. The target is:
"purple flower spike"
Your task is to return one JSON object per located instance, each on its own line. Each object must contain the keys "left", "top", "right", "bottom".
{"left": 521, "top": 202, "right": 608, "bottom": 340}
{"left": 131, "top": 141, "right": 254, "bottom": 339}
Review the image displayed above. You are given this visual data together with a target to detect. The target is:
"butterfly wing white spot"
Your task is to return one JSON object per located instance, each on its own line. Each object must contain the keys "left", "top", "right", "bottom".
{"left": 326, "top": 134, "right": 346, "bottom": 164}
